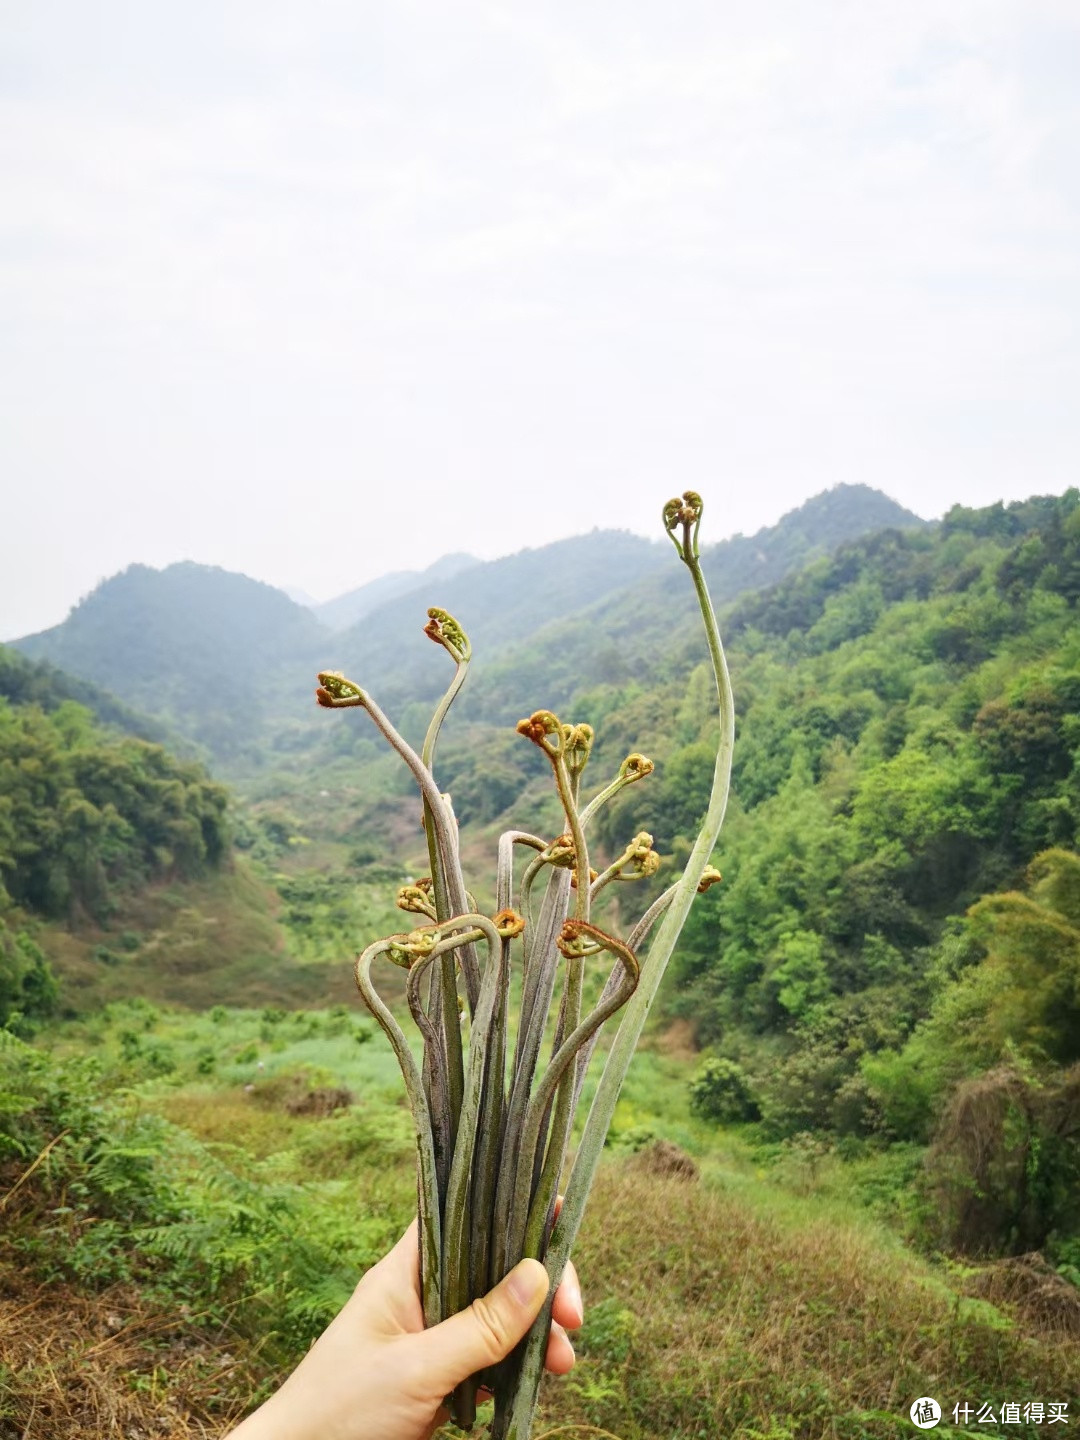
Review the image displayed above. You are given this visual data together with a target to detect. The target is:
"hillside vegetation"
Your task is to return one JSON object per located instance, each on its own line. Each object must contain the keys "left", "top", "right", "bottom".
{"left": 0, "top": 691, "right": 228, "bottom": 922}
{"left": 667, "top": 494, "right": 1080, "bottom": 1124}
{"left": 3, "top": 485, "right": 1080, "bottom": 1440}
{"left": 0, "top": 677, "right": 233, "bottom": 1032}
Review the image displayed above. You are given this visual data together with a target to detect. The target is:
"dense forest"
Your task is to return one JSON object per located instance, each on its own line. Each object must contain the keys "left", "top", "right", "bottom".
{"left": 0, "top": 652, "right": 229, "bottom": 1025}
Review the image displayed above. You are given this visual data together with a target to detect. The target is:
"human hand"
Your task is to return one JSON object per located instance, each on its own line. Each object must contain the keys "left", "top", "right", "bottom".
{"left": 225, "top": 1223, "right": 584, "bottom": 1440}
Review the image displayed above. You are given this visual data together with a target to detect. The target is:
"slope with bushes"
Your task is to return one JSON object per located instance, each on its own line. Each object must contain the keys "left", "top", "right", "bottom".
{"left": 0, "top": 693, "right": 228, "bottom": 924}
{"left": 0, "top": 680, "right": 233, "bottom": 1029}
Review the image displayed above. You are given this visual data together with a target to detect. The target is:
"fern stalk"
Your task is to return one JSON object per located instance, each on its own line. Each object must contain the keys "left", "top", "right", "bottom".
{"left": 495, "top": 493, "right": 735, "bottom": 1440}
{"left": 317, "top": 493, "right": 733, "bottom": 1438}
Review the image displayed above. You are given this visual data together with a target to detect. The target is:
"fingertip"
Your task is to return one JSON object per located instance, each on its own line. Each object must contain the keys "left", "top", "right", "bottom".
{"left": 544, "top": 1321, "right": 576, "bottom": 1375}
{"left": 506, "top": 1258, "right": 549, "bottom": 1313}
{"left": 552, "top": 1260, "right": 583, "bottom": 1330}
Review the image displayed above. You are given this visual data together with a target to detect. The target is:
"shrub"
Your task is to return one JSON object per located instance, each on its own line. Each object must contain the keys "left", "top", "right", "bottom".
{"left": 923, "top": 1063, "right": 1080, "bottom": 1255}
{"left": 0, "top": 930, "right": 59, "bottom": 1029}
{"left": 689, "top": 1056, "right": 759, "bottom": 1123}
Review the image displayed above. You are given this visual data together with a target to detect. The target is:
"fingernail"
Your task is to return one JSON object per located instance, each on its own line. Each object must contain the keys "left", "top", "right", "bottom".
{"left": 507, "top": 1260, "right": 548, "bottom": 1308}
{"left": 567, "top": 1276, "right": 583, "bottom": 1326}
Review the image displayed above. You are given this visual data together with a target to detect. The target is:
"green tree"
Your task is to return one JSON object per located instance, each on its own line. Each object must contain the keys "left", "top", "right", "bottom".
{"left": 0, "top": 930, "right": 58, "bottom": 1028}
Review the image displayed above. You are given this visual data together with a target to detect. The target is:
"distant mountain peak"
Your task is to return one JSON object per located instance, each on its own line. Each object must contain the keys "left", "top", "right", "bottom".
{"left": 12, "top": 560, "right": 327, "bottom": 764}
{"left": 314, "top": 552, "right": 480, "bottom": 632}
{"left": 746, "top": 483, "right": 930, "bottom": 534}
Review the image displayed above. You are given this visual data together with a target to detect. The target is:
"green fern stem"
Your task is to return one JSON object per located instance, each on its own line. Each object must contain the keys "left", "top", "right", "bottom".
{"left": 497, "top": 498, "right": 735, "bottom": 1440}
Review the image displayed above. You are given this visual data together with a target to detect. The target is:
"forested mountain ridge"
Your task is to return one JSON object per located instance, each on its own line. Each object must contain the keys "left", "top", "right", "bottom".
{"left": 324, "top": 528, "right": 670, "bottom": 711}
{"left": 15, "top": 562, "right": 328, "bottom": 764}
{"left": 462, "top": 482, "right": 927, "bottom": 722}
{"left": 10, "top": 486, "right": 924, "bottom": 772}
{"left": 0, "top": 644, "right": 172, "bottom": 745}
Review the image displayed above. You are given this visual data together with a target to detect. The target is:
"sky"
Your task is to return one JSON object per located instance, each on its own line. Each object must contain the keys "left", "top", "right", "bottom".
{"left": 2, "top": 0, "right": 1078, "bottom": 638}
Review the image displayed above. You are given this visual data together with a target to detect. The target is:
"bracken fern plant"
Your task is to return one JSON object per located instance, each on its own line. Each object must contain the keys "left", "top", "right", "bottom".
{"left": 315, "top": 493, "right": 734, "bottom": 1438}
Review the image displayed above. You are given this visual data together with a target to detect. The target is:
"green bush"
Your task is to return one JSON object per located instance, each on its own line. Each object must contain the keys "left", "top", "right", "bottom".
{"left": 0, "top": 930, "right": 58, "bottom": 1029}
{"left": 689, "top": 1057, "right": 759, "bottom": 1124}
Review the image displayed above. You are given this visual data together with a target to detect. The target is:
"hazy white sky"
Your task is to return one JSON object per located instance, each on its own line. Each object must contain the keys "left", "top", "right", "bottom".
{"left": 2, "top": 0, "right": 1078, "bottom": 638}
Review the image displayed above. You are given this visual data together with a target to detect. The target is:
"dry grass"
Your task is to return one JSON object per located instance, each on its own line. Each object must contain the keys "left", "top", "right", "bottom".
{"left": 43, "top": 863, "right": 357, "bottom": 1014}
{"left": 964, "top": 1253, "right": 1080, "bottom": 1340}
{"left": 628, "top": 1140, "right": 700, "bottom": 1183}
{"left": 152, "top": 1089, "right": 307, "bottom": 1163}
{"left": 4, "top": 1152, "right": 1079, "bottom": 1440}
{"left": 535, "top": 1164, "right": 1080, "bottom": 1440}
{"left": 0, "top": 1264, "right": 256, "bottom": 1440}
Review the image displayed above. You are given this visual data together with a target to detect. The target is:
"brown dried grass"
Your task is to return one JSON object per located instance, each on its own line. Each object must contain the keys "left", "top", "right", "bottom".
{"left": 540, "top": 1163, "right": 1080, "bottom": 1439}
{"left": 627, "top": 1140, "right": 699, "bottom": 1183}
{"left": 964, "top": 1252, "right": 1080, "bottom": 1340}
{"left": 0, "top": 1263, "right": 257, "bottom": 1440}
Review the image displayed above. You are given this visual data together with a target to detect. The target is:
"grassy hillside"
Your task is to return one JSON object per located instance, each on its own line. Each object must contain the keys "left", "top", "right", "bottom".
{"left": 33, "top": 862, "right": 378, "bottom": 1014}
{"left": 3, "top": 1008, "right": 1078, "bottom": 1439}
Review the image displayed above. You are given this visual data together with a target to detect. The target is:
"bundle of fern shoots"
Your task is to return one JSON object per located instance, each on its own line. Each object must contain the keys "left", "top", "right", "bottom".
{"left": 315, "top": 493, "right": 734, "bottom": 1439}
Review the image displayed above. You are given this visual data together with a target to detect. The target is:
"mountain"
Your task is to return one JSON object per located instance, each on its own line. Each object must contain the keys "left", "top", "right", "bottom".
{"left": 314, "top": 552, "right": 479, "bottom": 631}
{"left": 325, "top": 487, "right": 926, "bottom": 714}
{"left": 13, "top": 563, "right": 328, "bottom": 764}
{"left": 282, "top": 585, "right": 321, "bottom": 609}
{"left": 462, "top": 483, "right": 929, "bottom": 721}
{"left": 9, "top": 486, "right": 925, "bottom": 771}
{"left": 322, "top": 529, "right": 669, "bottom": 711}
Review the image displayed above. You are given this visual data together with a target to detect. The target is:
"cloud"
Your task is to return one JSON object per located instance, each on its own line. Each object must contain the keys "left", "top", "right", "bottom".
{"left": 1, "top": 0, "right": 1078, "bottom": 635}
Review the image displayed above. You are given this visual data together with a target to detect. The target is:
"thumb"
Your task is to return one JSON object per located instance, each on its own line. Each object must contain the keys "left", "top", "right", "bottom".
{"left": 417, "top": 1260, "right": 550, "bottom": 1391}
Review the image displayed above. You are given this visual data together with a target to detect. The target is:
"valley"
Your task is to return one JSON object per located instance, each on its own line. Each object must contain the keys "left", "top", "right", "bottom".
{"left": 2, "top": 483, "right": 1079, "bottom": 1440}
